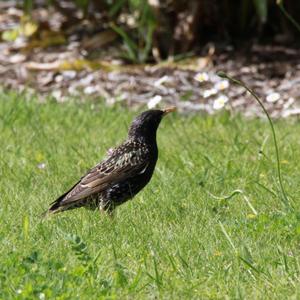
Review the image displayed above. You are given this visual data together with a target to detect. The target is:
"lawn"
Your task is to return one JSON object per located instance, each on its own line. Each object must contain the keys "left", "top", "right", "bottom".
{"left": 0, "top": 90, "right": 299, "bottom": 299}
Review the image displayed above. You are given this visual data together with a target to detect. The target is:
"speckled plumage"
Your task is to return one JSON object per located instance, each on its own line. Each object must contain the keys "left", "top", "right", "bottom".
{"left": 44, "top": 108, "right": 175, "bottom": 216}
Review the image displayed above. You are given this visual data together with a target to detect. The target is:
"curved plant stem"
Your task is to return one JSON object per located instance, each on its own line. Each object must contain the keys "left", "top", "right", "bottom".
{"left": 277, "top": 1, "right": 300, "bottom": 33}
{"left": 217, "top": 72, "right": 291, "bottom": 210}
{"left": 208, "top": 189, "right": 258, "bottom": 215}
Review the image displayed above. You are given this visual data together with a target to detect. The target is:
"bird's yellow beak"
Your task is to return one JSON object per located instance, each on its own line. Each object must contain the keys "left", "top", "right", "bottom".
{"left": 163, "top": 106, "right": 176, "bottom": 116}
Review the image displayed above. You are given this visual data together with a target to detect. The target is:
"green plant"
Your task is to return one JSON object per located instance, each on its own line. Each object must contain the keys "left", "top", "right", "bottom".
{"left": 66, "top": 234, "right": 92, "bottom": 267}
{"left": 253, "top": 0, "right": 268, "bottom": 23}
{"left": 110, "top": 0, "right": 156, "bottom": 63}
{"left": 277, "top": 0, "right": 300, "bottom": 33}
{"left": 218, "top": 72, "right": 291, "bottom": 210}
{"left": 23, "top": 0, "right": 33, "bottom": 14}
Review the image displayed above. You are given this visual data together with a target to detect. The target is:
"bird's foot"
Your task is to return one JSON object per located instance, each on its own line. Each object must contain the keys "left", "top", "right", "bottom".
{"left": 99, "top": 205, "right": 114, "bottom": 219}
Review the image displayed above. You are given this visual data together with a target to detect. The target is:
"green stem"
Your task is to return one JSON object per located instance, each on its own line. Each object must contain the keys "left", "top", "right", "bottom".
{"left": 218, "top": 72, "right": 291, "bottom": 210}
{"left": 277, "top": 1, "right": 300, "bottom": 33}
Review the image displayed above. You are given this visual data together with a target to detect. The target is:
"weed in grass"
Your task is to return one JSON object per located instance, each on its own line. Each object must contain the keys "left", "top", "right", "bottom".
{"left": 218, "top": 72, "right": 292, "bottom": 211}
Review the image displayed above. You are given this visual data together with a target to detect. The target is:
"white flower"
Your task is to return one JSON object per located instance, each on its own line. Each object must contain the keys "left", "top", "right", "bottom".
{"left": 55, "top": 75, "right": 63, "bottom": 83}
{"left": 203, "top": 88, "right": 218, "bottom": 98}
{"left": 210, "top": 74, "right": 221, "bottom": 83}
{"left": 39, "top": 293, "right": 46, "bottom": 300}
{"left": 213, "top": 95, "right": 229, "bottom": 110}
{"left": 127, "top": 15, "right": 136, "bottom": 27}
{"left": 148, "top": 0, "right": 159, "bottom": 7}
{"left": 84, "top": 86, "right": 97, "bottom": 95}
{"left": 106, "top": 97, "right": 115, "bottom": 105}
{"left": 68, "top": 86, "right": 79, "bottom": 96}
{"left": 37, "top": 163, "right": 46, "bottom": 169}
{"left": 194, "top": 72, "right": 209, "bottom": 82}
{"left": 266, "top": 92, "right": 280, "bottom": 103}
{"left": 51, "top": 90, "right": 62, "bottom": 100}
{"left": 283, "top": 97, "right": 294, "bottom": 109}
{"left": 214, "top": 80, "right": 229, "bottom": 91}
{"left": 147, "top": 95, "right": 162, "bottom": 109}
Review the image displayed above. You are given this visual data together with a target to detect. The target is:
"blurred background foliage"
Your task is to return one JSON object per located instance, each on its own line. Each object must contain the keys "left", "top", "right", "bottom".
{"left": 6, "top": 0, "right": 300, "bottom": 63}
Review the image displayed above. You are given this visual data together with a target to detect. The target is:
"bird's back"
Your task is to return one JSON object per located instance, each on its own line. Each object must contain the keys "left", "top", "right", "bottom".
{"left": 46, "top": 139, "right": 158, "bottom": 214}
{"left": 96, "top": 139, "right": 158, "bottom": 210}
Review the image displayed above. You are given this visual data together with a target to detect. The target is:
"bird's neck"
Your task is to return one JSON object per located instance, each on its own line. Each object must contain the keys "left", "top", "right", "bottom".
{"left": 128, "top": 130, "right": 157, "bottom": 145}
{"left": 128, "top": 134, "right": 158, "bottom": 151}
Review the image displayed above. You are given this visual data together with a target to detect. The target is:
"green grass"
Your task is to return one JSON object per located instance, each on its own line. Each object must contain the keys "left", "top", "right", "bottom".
{"left": 0, "top": 90, "right": 299, "bottom": 299}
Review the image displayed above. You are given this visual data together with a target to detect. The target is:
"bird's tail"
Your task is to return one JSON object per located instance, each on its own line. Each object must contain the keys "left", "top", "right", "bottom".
{"left": 41, "top": 205, "right": 61, "bottom": 218}
{"left": 41, "top": 202, "right": 63, "bottom": 219}
{"left": 41, "top": 191, "right": 70, "bottom": 219}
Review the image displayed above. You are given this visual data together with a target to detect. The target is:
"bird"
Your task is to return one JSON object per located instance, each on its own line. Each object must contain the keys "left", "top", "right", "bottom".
{"left": 43, "top": 107, "right": 176, "bottom": 217}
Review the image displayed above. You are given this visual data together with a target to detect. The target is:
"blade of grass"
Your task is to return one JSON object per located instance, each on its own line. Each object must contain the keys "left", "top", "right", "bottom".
{"left": 242, "top": 195, "right": 258, "bottom": 216}
{"left": 218, "top": 221, "right": 237, "bottom": 253}
{"left": 253, "top": 181, "right": 277, "bottom": 197}
{"left": 110, "top": 22, "right": 138, "bottom": 62}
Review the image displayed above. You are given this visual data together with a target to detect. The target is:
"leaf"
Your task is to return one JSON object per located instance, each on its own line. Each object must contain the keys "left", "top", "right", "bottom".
{"left": 23, "top": 215, "right": 30, "bottom": 241}
{"left": 140, "top": 22, "right": 155, "bottom": 62}
{"left": 253, "top": 0, "right": 268, "bottom": 23}
{"left": 110, "top": 22, "right": 138, "bottom": 62}
{"left": 65, "top": 234, "right": 91, "bottom": 267}
{"left": 1, "top": 19, "right": 37, "bottom": 42}
{"left": 82, "top": 30, "right": 117, "bottom": 49}
{"left": 2, "top": 28, "right": 19, "bottom": 41}
{"left": 22, "top": 21, "right": 38, "bottom": 37}
{"left": 23, "top": 0, "right": 33, "bottom": 14}
{"left": 109, "top": 0, "right": 126, "bottom": 17}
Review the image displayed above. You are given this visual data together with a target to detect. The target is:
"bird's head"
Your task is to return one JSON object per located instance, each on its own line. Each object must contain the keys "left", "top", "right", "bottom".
{"left": 128, "top": 107, "right": 176, "bottom": 141}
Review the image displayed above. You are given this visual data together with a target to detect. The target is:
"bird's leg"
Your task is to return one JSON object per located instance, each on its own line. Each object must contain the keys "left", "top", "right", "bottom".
{"left": 99, "top": 203, "right": 114, "bottom": 219}
{"left": 107, "top": 209, "right": 115, "bottom": 219}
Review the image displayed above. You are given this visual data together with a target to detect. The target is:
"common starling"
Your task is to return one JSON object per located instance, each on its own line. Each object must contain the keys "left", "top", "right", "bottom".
{"left": 44, "top": 107, "right": 176, "bottom": 216}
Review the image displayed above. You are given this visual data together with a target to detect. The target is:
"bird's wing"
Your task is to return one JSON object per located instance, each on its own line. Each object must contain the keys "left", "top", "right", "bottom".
{"left": 55, "top": 141, "right": 150, "bottom": 205}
